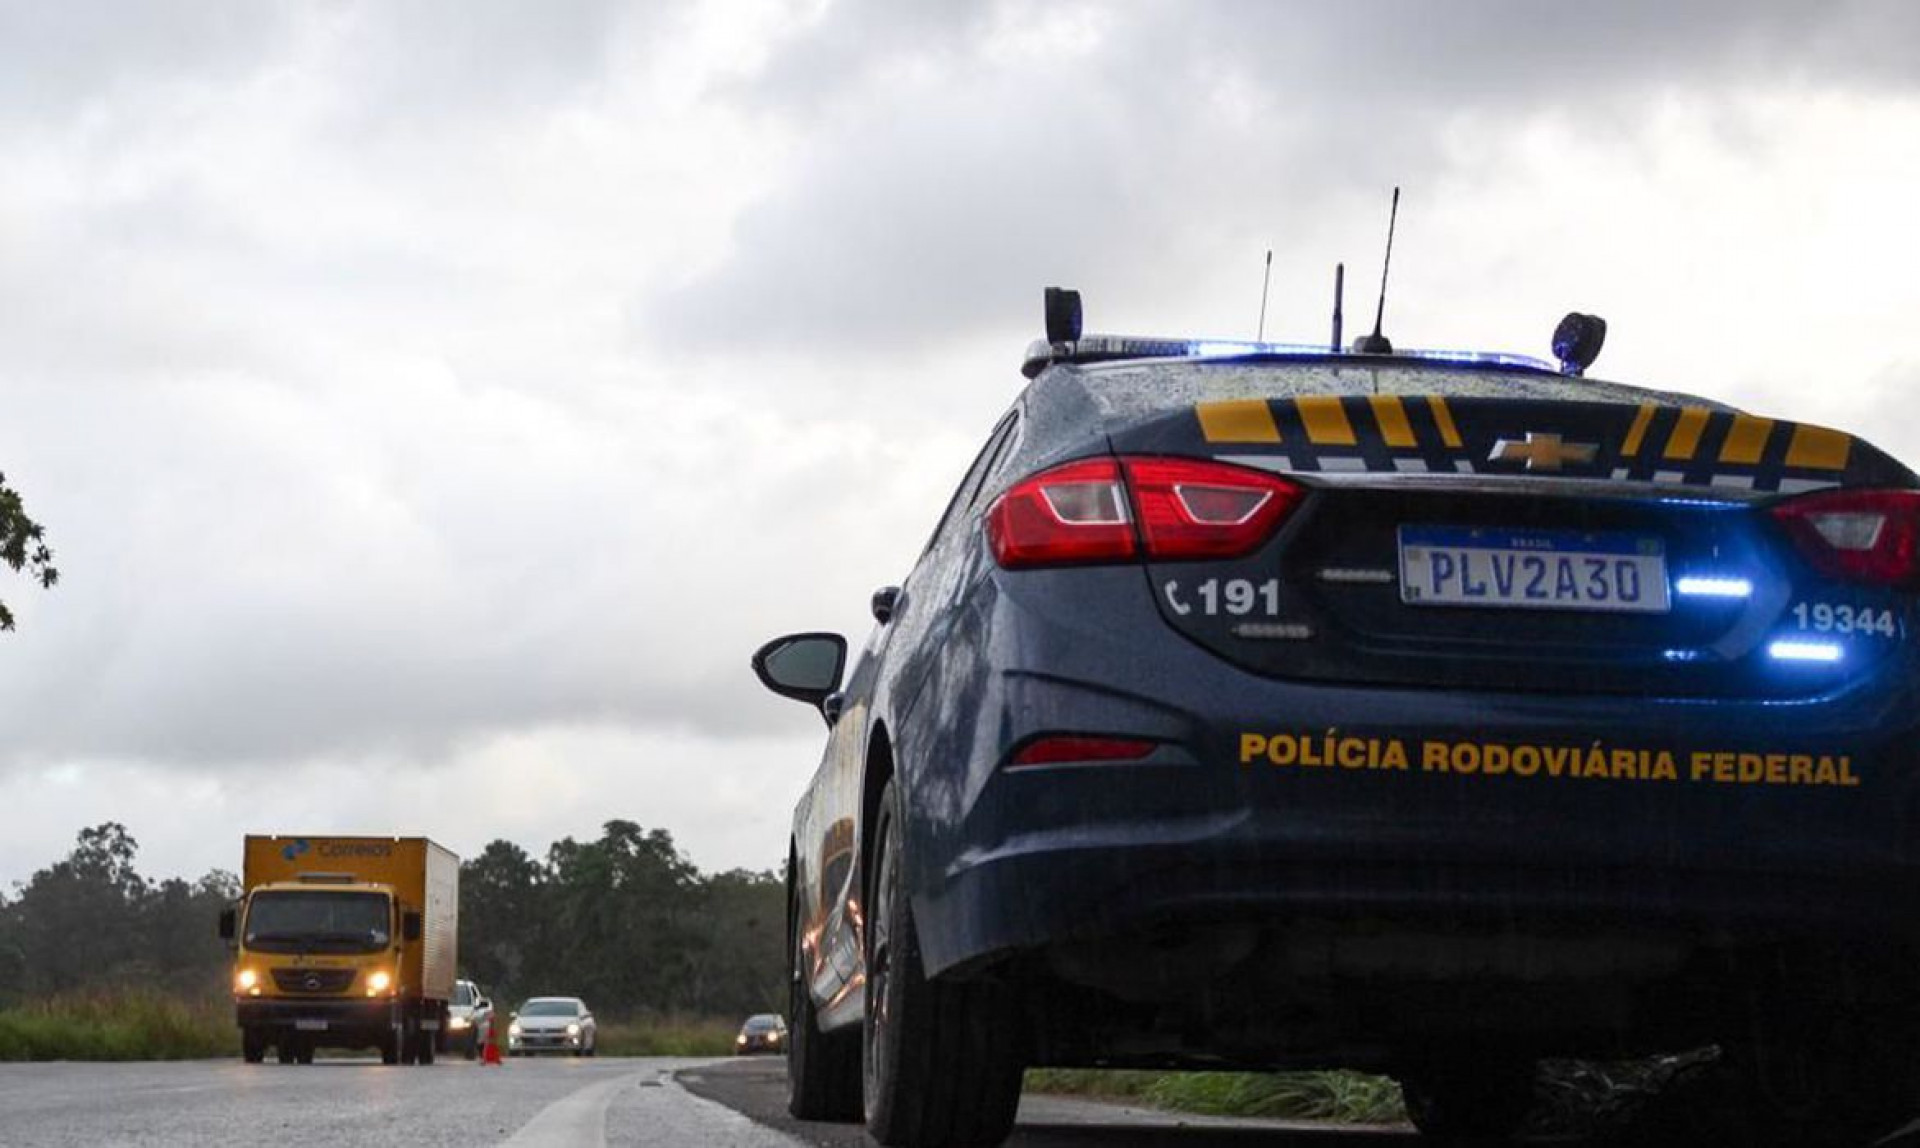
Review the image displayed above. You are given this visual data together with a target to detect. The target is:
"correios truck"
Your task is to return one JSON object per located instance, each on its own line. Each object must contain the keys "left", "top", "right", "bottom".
{"left": 219, "top": 836, "right": 458, "bottom": 1065}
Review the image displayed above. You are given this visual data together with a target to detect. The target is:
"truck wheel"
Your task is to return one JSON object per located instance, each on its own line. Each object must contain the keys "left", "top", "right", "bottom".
{"left": 1398, "top": 1055, "right": 1536, "bottom": 1141}
{"left": 294, "top": 1039, "right": 315, "bottom": 1066}
{"left": 241, "top": 1027, "right": 267, "bottom": 1064}
{"left": 275, "top": 1042, "right": 296, "bottom": 1065}
{"left": 380, "top": 1025, "right": 401, "bottom": 1065}
{"left": 863, "top": 781, "right": 1024, "bottom": 1148}
{"left": 787, "top": 873, "right": 862, "bottom": 1121}
{"left": 416, "top": 1028, "right": 436, "bottom": 1065}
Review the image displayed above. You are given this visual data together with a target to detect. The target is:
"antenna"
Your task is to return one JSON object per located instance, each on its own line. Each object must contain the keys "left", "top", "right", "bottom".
{"left": 1353, "top": 186, "right": 1399, "bottom": 354}
{"left": 1330, "top": 262, "right": 1345, "bottom": 352}
{"left": 1256, "top": 249, "right": 1273, "bottom": 341}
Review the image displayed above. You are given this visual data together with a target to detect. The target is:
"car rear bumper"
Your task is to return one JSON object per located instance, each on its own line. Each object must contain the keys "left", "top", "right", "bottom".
{"left": 902, "top": 570, "right": 1920, "bottom": 980}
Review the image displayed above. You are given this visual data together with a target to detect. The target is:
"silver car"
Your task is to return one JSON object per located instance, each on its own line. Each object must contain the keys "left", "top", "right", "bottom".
{"left": 445, "top": 978, "right": 494, "bottom": 1059}
{"left": 507, "top": 996, "right": 597, "bottom": 1056}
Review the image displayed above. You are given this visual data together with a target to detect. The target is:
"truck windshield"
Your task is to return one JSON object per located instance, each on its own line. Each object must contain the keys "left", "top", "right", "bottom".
{"left": 244, "top": 890, "right": 391, "bottom": 954}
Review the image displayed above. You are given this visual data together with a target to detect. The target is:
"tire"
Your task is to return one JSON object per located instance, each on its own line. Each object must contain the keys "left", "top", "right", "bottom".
{"left": 294, "top": 1040, "right": 315, "bottom": 1066}
{"left": 241, "top": 1027, "right": 267, "bottom": 1064}
{"left": 276, "top": 1042, "right": 296, "bottom": 1065}
{"left": 380, "top": 1024, "right": 401, "bottom": 1065}
{"left": 416, "top": 1026, "right": 436, "bottom": 1065}
{"left": 1398, "top": 1056, "right": 1536, "bottom": 1141}
{"left": 787, "top": 868, "right": 863, "bottom": 1122}
{"left": 863, "top": 781, "right": 1024, "bottom": 1148}
{"left": 463, "top": 1033, "right": 477, "bottom": 1061}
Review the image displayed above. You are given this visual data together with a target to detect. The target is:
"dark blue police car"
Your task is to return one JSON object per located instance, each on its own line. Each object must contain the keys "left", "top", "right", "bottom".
{"left": 754, "top": 293, "right": 1920, "bottom": 1147}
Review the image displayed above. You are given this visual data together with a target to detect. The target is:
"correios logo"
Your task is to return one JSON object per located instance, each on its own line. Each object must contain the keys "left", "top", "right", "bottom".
{"left": 318, "top": 841, "right": 394, "bottom": 858}
{"left": 281, "top": 839, "right": 311, "bottom": 863}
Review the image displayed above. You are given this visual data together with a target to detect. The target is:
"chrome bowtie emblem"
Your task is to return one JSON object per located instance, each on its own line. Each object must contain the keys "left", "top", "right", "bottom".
{"left": 1488, "top": 432, "right": 1599, "bottom": 472}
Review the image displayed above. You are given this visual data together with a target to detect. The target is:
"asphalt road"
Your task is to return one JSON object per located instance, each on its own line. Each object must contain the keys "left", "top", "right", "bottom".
{"left": 0, "top": 1054, "right": 1412, "bottom": 1147}
{"left": 13, "top": 1054, "right": 1920, "bottom": 1146}
{"left": 679, "top": 1057, "right": 1415, "bottom": 1147}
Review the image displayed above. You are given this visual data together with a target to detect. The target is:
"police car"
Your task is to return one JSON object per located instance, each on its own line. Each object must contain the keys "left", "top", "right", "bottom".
{"left": 754, "top": 291, "right": 1920, "bottom": 1147}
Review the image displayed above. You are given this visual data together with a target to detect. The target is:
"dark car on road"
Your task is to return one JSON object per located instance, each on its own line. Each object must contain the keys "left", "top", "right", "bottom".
{"left": 735, "top": 1013, "right": 788, "bottom": 1055}
{"left": 754, "top": 294, "right": 1920, "bottom": 1148}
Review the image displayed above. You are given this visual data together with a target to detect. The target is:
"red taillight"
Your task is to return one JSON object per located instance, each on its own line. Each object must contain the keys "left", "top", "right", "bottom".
{"left": 986, "top": 455, "right": 1301, "bottom": 569}
{"left": 986, "top": 457, "right": 1136, "bottom": 568}
{"left": 1008, "top": 735, "right": 1157, "bottom": 768}
{"left": 1771, "top": 488, "right": 1920, "bottom": 588}
{"left": 1123, "top": 457, "right": 1302, "bottom": 561}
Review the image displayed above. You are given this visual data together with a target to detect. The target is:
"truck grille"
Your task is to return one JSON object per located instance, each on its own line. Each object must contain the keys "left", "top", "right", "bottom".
{"left": 271, "top": 968, "right": 357, "bottom": 994}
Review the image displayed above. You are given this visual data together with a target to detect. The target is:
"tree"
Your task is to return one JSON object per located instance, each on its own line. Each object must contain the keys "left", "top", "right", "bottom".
{"left": 0, "top": 471, "right": 57, "bottom": 630}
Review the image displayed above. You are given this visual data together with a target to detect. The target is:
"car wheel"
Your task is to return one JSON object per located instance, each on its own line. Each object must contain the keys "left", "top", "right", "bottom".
{"left": 863, "top": 780, "right": 1024, "bottom": 1148}
{"left": 1398, "top": 1055, "right": 1536, "bottom": 1141}
{"left": 787, "top": 865, "right": 863, "bottom": 1121}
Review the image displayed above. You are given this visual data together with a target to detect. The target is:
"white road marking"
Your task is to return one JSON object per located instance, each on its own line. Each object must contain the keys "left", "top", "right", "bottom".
{"left": 501, "top": 1072, "right": 631, "bottom": 1148}
{"left": 503, "top": 1064, "right": 803, "bottom": 1148}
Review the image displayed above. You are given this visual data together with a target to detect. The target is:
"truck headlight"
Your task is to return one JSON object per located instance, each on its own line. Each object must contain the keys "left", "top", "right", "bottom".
{"left": 235, "top": 968, "right": 258, "bottom": 991}
{"left": 365, "top": 970, "right": 392, "bottom": 996}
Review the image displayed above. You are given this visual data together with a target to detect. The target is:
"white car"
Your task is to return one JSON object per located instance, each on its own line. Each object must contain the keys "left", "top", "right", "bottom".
{"left": 507, "top": 996, "right": 597, "bottom": 1056}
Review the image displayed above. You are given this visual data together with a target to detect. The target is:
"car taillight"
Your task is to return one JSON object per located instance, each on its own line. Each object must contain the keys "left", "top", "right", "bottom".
{"left": 986, "top": 458, "right": 1136, "bottom": 568}
{"left": 1123, "top": 457, "right": 1302, "bottom": 561}
{"left": 1771, "top": 488, "right": 1920, "bottom": 588}
{"left": 1008, "top": 735, "right": 1157, "bottom": 768}
{"left": 986, "top": 456, "right": 1301, "bottom": 568}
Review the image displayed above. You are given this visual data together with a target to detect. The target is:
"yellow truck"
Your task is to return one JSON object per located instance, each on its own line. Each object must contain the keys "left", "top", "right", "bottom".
{"left": 218, "top": 836, "right": 458, "bottom": 1065}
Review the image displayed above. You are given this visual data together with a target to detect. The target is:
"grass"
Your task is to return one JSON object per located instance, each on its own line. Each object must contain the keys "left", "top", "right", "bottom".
{"left": 1025, "top": 1068, "right": 1407, "bottom": 1125}
{"left": 0, "top": 988, "right": 235, "bottom": 1061}
{"left": 592, "top": 1014, "right": 740, "bottom": 1057}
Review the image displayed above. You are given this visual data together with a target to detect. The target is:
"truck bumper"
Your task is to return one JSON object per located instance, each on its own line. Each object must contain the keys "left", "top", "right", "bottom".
{"left": 236, "top": 998, "right": 398, "bottom": 1038}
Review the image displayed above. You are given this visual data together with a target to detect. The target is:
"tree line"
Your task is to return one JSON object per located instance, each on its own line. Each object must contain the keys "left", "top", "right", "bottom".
{"left": 0, "top": 821, "right": 785, "bottom": 1020}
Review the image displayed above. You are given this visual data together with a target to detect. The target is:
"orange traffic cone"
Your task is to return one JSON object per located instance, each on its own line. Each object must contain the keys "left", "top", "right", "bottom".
{"left": 481, "top": 1018, "right": 504, "bottom": 1066}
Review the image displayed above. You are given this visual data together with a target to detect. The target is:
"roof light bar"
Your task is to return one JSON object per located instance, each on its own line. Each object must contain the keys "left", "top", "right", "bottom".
{"left": 1022, "top": 334, "right": 1557, "bottom": 378}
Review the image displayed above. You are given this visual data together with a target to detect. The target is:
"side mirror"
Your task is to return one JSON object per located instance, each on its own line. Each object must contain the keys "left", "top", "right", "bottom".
{"left": 822, "top": 692, "right": 846, "bottom": 726}
{"left": 751, "top": 632, "right": 847, "bottom": 717}
{"left": 217, "top": 907, "right": 236, "bottom": 941}
{"left": 403, "top": 911, "right": 423, "bottom": 941}
{"left": 871, "top": 586, "right": 901, "bottom": 624}
{"left": 479, "top": 998, "right": 490, "bottom": 1011}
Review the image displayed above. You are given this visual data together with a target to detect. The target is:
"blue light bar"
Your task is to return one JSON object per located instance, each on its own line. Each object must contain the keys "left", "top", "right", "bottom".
{"left": 1675, "top": 576, "right": 1754, "bottom": 598}
{"left": 1022, "top": 334, "right": 1560, "bottom": 377}
{"left": 1768, "top": 639, "right": 1843, "bottom": 663}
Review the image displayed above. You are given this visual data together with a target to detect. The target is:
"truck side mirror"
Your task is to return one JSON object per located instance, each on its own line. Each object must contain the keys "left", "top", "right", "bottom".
{"left": 403, "top": 911, "right": 422, "bottom": 941}
{"left": 217, "top": 908, "right": 236, "bottom": 941}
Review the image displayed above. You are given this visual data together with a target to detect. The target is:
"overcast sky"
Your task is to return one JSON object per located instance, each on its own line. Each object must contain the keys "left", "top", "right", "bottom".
{"left": 3, "top": 0, "right": 1919, "bottom": 889}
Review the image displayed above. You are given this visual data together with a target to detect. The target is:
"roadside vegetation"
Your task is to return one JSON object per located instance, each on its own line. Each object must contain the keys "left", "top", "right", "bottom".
{"left": 1026, "top": 1068, "right": 1407, "bottom": 1124}
{"left": 594, "top": 1014, "right": 739, "bottom": 1057}
{"left": 0, "top": 989, "right": 233, "bottom": 1061}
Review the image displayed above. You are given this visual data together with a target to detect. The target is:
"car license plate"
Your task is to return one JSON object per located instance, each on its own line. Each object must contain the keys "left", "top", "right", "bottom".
{"left": 294, "top": 1019, "right": 329, "bottom": 1032}
{"left": 1398, "top": 526, "right": 1670, "bottom": 613}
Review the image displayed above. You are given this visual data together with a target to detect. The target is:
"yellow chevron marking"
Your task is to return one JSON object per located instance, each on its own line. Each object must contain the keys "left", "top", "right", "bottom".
{"left": 1664, "top": 407, "right": 1710, "bottom": 461}
{"left": 1195, "top": 399, "right": 1282, "bottom": 443}
{"left": 1296, "top": 396, "right": 1357, "bottom": 446}
{"left": 1785, "top": 424, "right": 1852, "bottom": 471}
{"left": 1621, "top": 403, "right": 1655, "bottom": 456}
{"left": 1719, "top": 414, "right": 1774, "bottom": 466}
{"left": 1426, "top": 397, "right": 1463, "bottom": 448}
{"left": 1368, "top": 395, "right": 1417, "bottom": 448}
